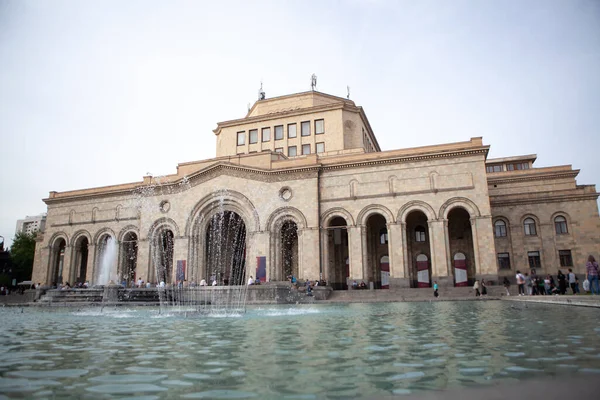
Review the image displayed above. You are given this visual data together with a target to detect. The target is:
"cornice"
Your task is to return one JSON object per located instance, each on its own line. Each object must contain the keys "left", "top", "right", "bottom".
{"left": 490, "top": 193, "right": 599, "bottom": 207}
{"left": 43, "top": 147, "right": 487, "bottom": 205}
{"left": 214, "top": 102, "right": 354, "bottom": 134}
{"left": 321, "top": 148, "right": 488, "bottom": 171}
{"left": 487, "top": 171, "right": 579, "bottom": 185}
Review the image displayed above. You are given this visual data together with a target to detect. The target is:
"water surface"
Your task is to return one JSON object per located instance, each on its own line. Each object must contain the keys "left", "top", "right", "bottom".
{"left": 1, "top": 301, "right": 599, "bottom": 399}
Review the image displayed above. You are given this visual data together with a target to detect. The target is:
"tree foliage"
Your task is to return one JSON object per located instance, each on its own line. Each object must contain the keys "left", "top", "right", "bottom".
{"left": 10, "top": 232, "right": 37, "bottom": 281}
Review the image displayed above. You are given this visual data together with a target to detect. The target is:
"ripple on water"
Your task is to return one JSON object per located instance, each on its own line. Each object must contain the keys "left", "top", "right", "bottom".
{"left": 504, "top": 366, "right": 541, "bottom": 373}
{"left": 387, "top": 371, "right": 425, "bottom": 381}
{"left": 88, "top": 374, "right": 168, "bottom": 383}
{"left": 503, "top": 352, "right": 525, "bottom": 358}
{"left": 7, "top": 369, "right": 88, "bottom": 379}
{"left": 182, "top": 390, "right": 258, "bottom": 398}
{"left": 459, "top": 368, "right": 487, "bottom": 376}
{"left": 126, "top": 367, "right": 175, "bottom": 373}
{"left": 580, "top": 368, "right": 600, "bottom": 374}
{"left": 86, "top": 384, "right": 168, "bottom": 394}
{"left": 183, "top": 373, "right": 212, "bottom": 380}
{"left": 161, "top": 380, "right": 194, "bottom": 387}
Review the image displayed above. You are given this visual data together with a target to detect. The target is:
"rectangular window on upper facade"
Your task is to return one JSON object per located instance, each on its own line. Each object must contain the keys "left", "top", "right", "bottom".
{"left": 315, "top": 119, "right": 324, "bottom": 135}
{"left": 507, "top": 163, "right": 530, "bottom": 171}
{"left": 486, "top": 164, "right": 503, "bottom": 173}
{"left": 288, "top": 123, "right": 297, "bottom": 138}
{"left": 302, "top": 144, "right": 310, "bottom": 155}
{"left": 249, "top": 129, "right": 258, "bottom": 144}
{"left": 237, "top": 131, "right": 245, "bottom": 146}
{"left": 301, "top": 121, "right": 310, "bottom": 136}
{"left": 316, "top": 142, "right": 325, "bottom": 153}
{"left": 274, "top": 125, "right": 283, "bottom": 140}
{"left": 559, "top": 250, "right": 573, "bottom": 267}
{"left": 528, "top": 251, "right": 541, "bottom": 270}
{"left": 274, "top": 147, "right": 283, "bottom": 153}
{"left": 262, "top": 127, "right": 271, "bottom": 142}
{"left": 498, "top": 253, "right": 511, "bottom": 269}
{"left": 288, "top": 146, "right": 297, "bottom": 157}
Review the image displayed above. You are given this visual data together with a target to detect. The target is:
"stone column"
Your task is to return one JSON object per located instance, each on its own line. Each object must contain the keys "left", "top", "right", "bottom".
{"left": 300, "top": 227, "right": 320, "bottom": 280}
{"left": 135, "top": 240, "right": 150, "bottom": 284}
{"left": 320, "top": 229, "right": 329, "bottom": 282}
{"left": 85, "top": 244, "right": 96, "bottom": 284}
{"left": 60, "top": 245, "right": 71, "bottom": 284}
{"left": 173, "top": 236, "right": 189, "bottom": 282}
{"left": 348, "top": 226, "right": 364, "bottom": 280}
{"left": 387, "top": 222, "right": 404, "bottom": 279}
{"left": 247, "top": 230, "right": 269, "bottom": 282}
{"left": 473, "top": 217, "right": 497, "bottom": 280}
{"left": 429, "top": 219, "right": 450, "bottom": 285}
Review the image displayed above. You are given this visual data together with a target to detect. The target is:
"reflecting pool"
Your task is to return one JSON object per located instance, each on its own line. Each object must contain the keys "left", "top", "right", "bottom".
{"left": 1, "top": 301, "right": 599, "bottom": 399}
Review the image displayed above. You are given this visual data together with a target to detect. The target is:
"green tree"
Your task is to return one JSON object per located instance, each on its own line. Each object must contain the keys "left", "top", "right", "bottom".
{"left": 9, "top": 232, "right": 37, "bottom": 282}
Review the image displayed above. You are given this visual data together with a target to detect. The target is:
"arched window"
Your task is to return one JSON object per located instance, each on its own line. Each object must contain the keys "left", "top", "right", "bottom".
{"left": 415, "top": 226, "right": 426, "bottom": 242}
{"left": 524, "top": 218, "right": 537, "bottom": 236}
{"left": 494, "top": 220, "right": 507, "bottom": 237}
{"left": 379, "top": 228, "right": 388, "bottom": 244}
{"left": 554, "top": 216, "right": 568, "bottom": 234}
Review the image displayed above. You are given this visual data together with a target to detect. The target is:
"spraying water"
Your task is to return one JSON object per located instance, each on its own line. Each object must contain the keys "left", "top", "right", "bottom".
{"left": 97, "top": 236, "right": 118, "bottom": 285}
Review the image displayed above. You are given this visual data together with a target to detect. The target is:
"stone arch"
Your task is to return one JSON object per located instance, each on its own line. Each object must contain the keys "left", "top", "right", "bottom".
{"left": 266, "top": 207, "right": 308, "bottom": 231}
{"left": 387, "top": 175, "right": 397, "bottom": 193}
{"left": 93, "top": 227, "right": 117, "bottom": 245}
{"left": 398, "top": 201, "right": 436, "bottom": 223}
{"left": 439, "top": 197, "right": 481, "bottom": 220}
{"left": 184, "top": 190, "right": 259, "bottom": 236}
{"left": 267, "top": 207, "right": 308, "bottom": 281}
{"left": 115, "top": 204, "right": 123, "bottom": 221}
{"left": 118, "top": 225, "right": 140, "bottom": 242}
{"left": 70, "top": 230, "right": 92, "bottom": 247}
{"left": 321, "top": 207, "right": 355, "bottom": 227}
{"left": 148, "top": 217, "right": 180, "bottom": 240}
{"left": 519, "top": 213, "right": 541, "bottom": 226}
{"left": 69, "top": 210, "right": 75, "bottom": 225}
{"left": 92, "top": 207, "right": 99, "bottom": 223}
{"left": 357, "top": 204, "right": 395, "bottom": 226}
{"left": 550, "top": 211, "right": 571, "bottom": 226}
{"left": 70, "top": 230, "right": 92, "bottom": 284}
{"left": 47, "top": 231, "right": 69, "bottom": 248}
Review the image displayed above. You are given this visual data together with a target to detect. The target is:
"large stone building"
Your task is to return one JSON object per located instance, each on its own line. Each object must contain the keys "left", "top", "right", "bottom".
{"left": 31, "top": 91, "right": 600, "bottom": 289}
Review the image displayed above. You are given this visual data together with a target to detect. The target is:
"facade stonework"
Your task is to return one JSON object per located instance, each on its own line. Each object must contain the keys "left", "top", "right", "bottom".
{"left": 31, "top": 92, "right": 600, "bottom": 289}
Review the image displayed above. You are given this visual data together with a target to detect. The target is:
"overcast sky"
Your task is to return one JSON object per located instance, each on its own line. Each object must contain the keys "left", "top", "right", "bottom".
{"left": 1, "top": 0, "right": 599, "bottom": 248}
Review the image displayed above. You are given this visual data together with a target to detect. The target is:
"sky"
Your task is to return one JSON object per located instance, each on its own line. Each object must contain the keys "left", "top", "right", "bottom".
{"left": 1, "top": 0, "right": 599, "bottom": 248}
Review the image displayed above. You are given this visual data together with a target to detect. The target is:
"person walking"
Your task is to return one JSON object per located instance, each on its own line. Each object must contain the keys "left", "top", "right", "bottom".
{"left": 481, "top": 279, "right": 487, "bottom": 296}
{"left": 557, "top": 270, "right": 567, "bottom": 295}
{"left": 586, "top": 255, "right": 599, "bottom": 295}
{"left": 525, "top": 273, "right": 532, "bottom": 296}
{"left": 473, "top": 280, "right": 480, "bottom": 297}
{"left": 516, "top": 271, "right": 525, "bottom": 296}
{"left": 503, "top": 277, "right": 511, "bottom": 296}
{"left": 433, "top": 281, "right": 439, "bottom": 298}
{"left": 568, "top": 269, "right": 577, "bottom": 294}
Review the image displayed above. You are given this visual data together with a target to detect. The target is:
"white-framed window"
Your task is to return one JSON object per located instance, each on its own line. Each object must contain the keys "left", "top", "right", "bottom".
{"left": 249, "top": 129, "right": 258, "bottom": 144}
{"left": 288, "top": 146, "right": 297, "bottom": 157}
{"left": 274, "top": 125, "right": 283, "bottom": 140}
{"left": 301, "top": 121, "right": 310, "bottom": 136}
{"left": 315, "top": 119, "right": 324, "bottom": 135}
{"left": 288, "top": 123, "right": 297, "bottom": 138}
{"left": 524, "top": 218, "right": 537, "bottom": 236}
{"left": 316, "top": 142, "right": 325, "bottom": 153}
{"left": 236, "top": 131, "right": 245, "bottom": 146}
{"left": 494, "top": 220, "right": 507, "bottom": 237}
{"left": 559, "top": 250, "right": 572, "bottom": 267}
{"left": 262, "top": 127, "right": 271, "bottom": 142}
{"left": 302, "top": 144, "right": 310, "bottom": 155}
{"left": 554, "top": 216, "right": 568, "bottom": 234}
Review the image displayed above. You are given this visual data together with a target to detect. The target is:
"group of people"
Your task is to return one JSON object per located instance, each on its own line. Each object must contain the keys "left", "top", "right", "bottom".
{"left": 351, "top": 280, "right": 368, "bottom": 289}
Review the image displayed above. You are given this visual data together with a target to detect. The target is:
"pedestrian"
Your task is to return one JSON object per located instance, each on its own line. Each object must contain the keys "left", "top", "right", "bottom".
{"left": 557, "top": 270, "right": 567, "bottom": 295}
{"left": 433, "top": 281, "right": 439, "bottom": 298}
{"left": 586, "top": 255, "right": 599, "bottom": 295}
{"left": 473, "top": 280, "right": 480, "bottom": 297}
{"left": 516, "top": 270, "right": 525, "bottom": 296}
{"left": 568, "top": 268, "right": 577, "bottom": 294}
{"left": 481, "top": 279, "right": 487, "bottom": 296}
{"left": 503, "top": 276, "right": 511, "bottom": 296}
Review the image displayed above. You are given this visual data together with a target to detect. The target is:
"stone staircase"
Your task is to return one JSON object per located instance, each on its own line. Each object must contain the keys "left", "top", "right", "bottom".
{"left": 38, "top": 289, "right": 104, "bottom": 305}
{"left": 326, "top": 285, "right": 506, "bottom": 303}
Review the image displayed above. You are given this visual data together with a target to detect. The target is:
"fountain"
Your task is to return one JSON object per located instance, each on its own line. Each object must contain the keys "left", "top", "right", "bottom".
{"left": 133, "top": 179, "right": 249, "bottom": 316}
{"left": 96, "top": 235, "right": 117, "bottom": 286}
